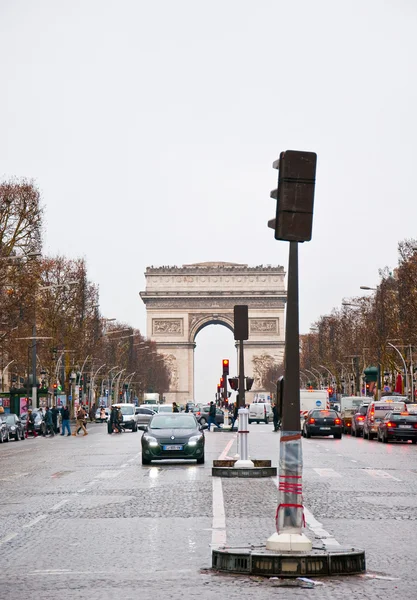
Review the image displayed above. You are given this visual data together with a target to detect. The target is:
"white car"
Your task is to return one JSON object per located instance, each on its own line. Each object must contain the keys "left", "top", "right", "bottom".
{"left": 112, "top": 403, "right": 140, "bottom": 431}
{"left": 249, "top": 403, "right": 273, "bottom": 424}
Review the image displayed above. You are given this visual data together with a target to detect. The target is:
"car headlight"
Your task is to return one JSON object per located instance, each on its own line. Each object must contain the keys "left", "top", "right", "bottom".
{"left": 144, "top": 435, "right": 159, "bottom": 447}
{"left": 10, "top": 426, "right": 16, "bottom": 431}
{"left": 188, "top": 434, "right": 203, "bottom": 447}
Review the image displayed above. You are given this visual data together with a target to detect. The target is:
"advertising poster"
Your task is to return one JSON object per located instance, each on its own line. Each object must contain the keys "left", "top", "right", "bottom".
{"left": 20, "top": 397, "right": 29, "bottom": 416}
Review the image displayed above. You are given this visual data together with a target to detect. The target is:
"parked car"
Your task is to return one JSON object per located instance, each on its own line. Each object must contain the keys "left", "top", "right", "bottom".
{"left": 135, "top": 406, "right": 156, "bottom": 426}
{"left": 351, "top": 404, "right": 369, "bottom": 437}
{"left": 20, "top": 409, "right": 45, "bottom": 435}
{"left": 363, "top": 400, "right": 407, "bottom": 440}
{"left": 377, "top": 411, "right": 417, "bottom": 444}
{"left": 141, "top": 413, "right": 206, "bottom": 465}
{"left": 0, "top": 413, "right": 25, "bottom": 441}
{"left": 0, "top": 416, "right": 9, "bottom": 443}
{"left": 111, "top": 403, "right": 140, "bottom": 431}
{"left": 302, "top": 409, "right": 342, "bottom": 439}
{"left": 194, "top": 405, "right": 224, "bottom": 426}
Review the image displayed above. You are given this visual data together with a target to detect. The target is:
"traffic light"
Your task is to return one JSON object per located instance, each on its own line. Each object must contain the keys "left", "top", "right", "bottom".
{"left": 219, "top": 377, "right": 224, "bottom": 390}
{"left": 217, "top": 384, "right": 221, "bottom": 394}
{"left": 327, "top": 387, "right": 334, "bottom": 396}
{"left": 228, "top": 377, "right": 239, "bottom": 391}
{"left": 268, "top": 150, "right": 317, "bottom": 242}
{"left": 245, "top": 377, "right": 254, "bottom": 391}
{"left": 53, "top": 383, "right": 58, "bottom": 397}
{"left": 222, "top": 359, "right": 229, "bottom": 375}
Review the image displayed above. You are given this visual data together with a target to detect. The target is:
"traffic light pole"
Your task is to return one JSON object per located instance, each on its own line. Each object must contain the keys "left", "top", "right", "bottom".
{"left": 234, "top": 338, "right": 254, "bottom": 468}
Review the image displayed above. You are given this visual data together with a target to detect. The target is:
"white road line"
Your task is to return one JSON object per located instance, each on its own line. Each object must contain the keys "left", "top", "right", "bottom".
{"left": 303, "top": 506, "right": 341, "bottom": 547}
{"left": 127, "top": 458, "right": 135, "bottom": 463}
{"left": 96, "top": 471, "right": 121, "bottom": 479}
{"left": 0, "top": 532, "right": 18, "bottom": 546}
{"left": 120, "top": 463, "right": 128, "bottom": 468}
{"left": 86, "top": 481, "right": 98, "bottom": 486}
{"left": 23, "top": 514, "right": 47, "bottom": 528}
{"left": 313, "top": 468, "right": 342, "bottom": 478}
{"left": 219, "top": 438, "right": 235, "bottom": 461}
{"left": 211, "top": 478, "right": 227, "bottom": 549}
{"left": 50, "top": 499, "right": 70, "bottom": 511}
{"left": 351, "top": 460, "right": 358, "bottom": 463}
{"left": 77, "top": 488, "right": 86, "bottom": 493}
{"left": 362, "top": 469, "right": 402, "bottom": 482}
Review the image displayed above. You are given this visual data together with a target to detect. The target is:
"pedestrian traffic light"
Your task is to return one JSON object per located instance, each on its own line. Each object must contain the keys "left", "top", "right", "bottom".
{"left": 268, "top": 150, "right": 317, "bottom": 242}
{"left": 228, "top": 377, "right": 239, "bottom": 391}
{"left": 222, "top": 359, "right": 229, "bottom": 375}
{"left": 245, "top": 377, "right": 254, "bottom": 391}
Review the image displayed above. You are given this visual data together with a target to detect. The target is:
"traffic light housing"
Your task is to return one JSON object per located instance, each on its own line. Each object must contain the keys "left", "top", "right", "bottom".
{"left": 222, "top": 359, "right": 229, "bottom": 375}
{"left": 228, "top": 377, "right": 239, "bottom": 391}
{"left": 269, "top": 150, "right": 317, "bottom": 242}
{"left": 245, "top": 377, "right": 254, "bottom": 391}
{"left": 53, "top": 383, "right": 58, "bottom": 397}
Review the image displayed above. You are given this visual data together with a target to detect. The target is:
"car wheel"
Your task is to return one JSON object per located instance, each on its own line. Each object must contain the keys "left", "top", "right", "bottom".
{"left": 142, "top": 456, "right": 151, "bottom": 465}
{"left": 248, "top": 420, "right": 252, "bottom": 424}
{"left": 132, "top": 423, "right": 137, "bottom": 432}
{"left": 382, "top": 433, "right": 388, "bottom": 443}
{"left": 21, "top": 430, "right": 25, "bottom": 440}
{"left": 196, "top": 455, "right": 205, "bottom": 465}
{"left": 200, "top": 417, "right": 207, "bottom": 426}
{"left": 411, "top": 439, "right": 417, "bottom": 444}
{"left": 363, "top": 430, "right": 368, "bottom": 439}
{"left": 256, "top": 421, "right": 260, "bottom": 424}
{"left": 264, "top": 418, "right": 268, "bottom": 424}
{"left": 368, "top": 432, "right": 375, "bottom": 441}
{"left": 15, "top": 433, "right": 19, "bottom": 441}
{"left": 306, "top": 429, "right": 311, "bottom": 438}
{"left": 334, "top": 433, "right": 342, "bottom": 439}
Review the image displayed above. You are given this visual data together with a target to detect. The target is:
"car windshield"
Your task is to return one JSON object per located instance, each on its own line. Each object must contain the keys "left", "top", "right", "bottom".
{"left": 119, "top": 406, "right": 134, "bottom": 415}
{"left": 359, "top": 406, "right": 368, "bottom": 415}
{"left": 150, "top": 415, "right": 197, "bottom": 429}
{"left": 311, "top": 410, "right": 337, "bottom": 418}
{"left": 4, "top": 415, "right": 16, "bottom": 424}
{"left": 158, "top": 406, "right": 173, "bottom": 413}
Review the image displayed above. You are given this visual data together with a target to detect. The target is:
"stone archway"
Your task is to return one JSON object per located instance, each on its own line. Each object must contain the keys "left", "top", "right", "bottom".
{"left": 140, "top": 262, "right": 286, "bottom": 405}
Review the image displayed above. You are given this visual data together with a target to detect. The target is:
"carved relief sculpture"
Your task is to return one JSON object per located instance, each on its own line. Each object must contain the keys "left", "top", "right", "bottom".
{"left": 252, "top": 354, "right": 276, "bottom": 389}
{"left": 250, "top": 319, "right": 279, "bottom": 334}
{"left": 163, "top": 354, "right": 179, "bottom": 391}
{"left": 152, "top": 319, "right": 183, "bottom": 335}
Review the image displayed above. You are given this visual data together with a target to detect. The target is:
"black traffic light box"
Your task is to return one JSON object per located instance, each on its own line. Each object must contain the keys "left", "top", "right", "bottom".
{"left": 234, "top": 305, "right": 248, "bottom": 341}
{"left": 222, "top": 359, "right": 229, "bottom": 375}
{"left": 228, "top": 377, "right": 239, "bottom": 391}
{"left": 270, "top": 150, "right": 317, "bottom": 242}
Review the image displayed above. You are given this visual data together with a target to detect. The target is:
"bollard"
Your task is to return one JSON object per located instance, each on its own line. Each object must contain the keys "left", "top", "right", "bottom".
{"left": 234, "top": 408, "right": 254, "bottom": 468}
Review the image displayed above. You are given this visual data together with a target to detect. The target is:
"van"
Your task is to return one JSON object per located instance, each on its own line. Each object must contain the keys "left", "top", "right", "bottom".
{"left": 363, "top": 399, "right": 407, "bottom": 440}
{"left": 299, "top": 389, "right": 329, "bottom": 427}
{"left": 249, "top": 403, "right": 273, "bottom": 424}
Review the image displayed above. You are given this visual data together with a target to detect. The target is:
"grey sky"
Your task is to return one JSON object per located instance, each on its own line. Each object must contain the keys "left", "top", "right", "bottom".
{"left": 1, "top": 1, "right": 416, "bottom": 403}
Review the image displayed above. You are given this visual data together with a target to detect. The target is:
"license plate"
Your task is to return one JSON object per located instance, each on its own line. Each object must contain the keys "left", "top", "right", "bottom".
{"left": 320, "top": 427, "right": 331, "bottom": 430}
{"left": 399, "top": 425, "right": 412, "bottom": 429}
{"left": 163, "top": 445, "right": 183, "bottom": 451}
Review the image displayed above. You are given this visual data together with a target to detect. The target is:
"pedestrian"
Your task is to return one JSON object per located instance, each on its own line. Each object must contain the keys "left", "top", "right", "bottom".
{"left": 43, "top": 406, "right": 55, "bottom": 437}
{"left": 72, "top": 405, "right": 88, "bottom": 436}
{"left": 100, "top": 406, "right": 106, "bottom": 422}
{"left": 60, "top": 405, "right": 71, "bottom": 436}
{"left": 230, "top": 402, "right": 239, "bottom": 430}
{"left": 77, "top": 407, "right": 88, "bottom": 434}
{"left": 89, "top": 403, "right": 96, "bottom": 422}
{"left": 26, "top": 409, "right": 37, "bottom": 438}
{"left": 172, "top": 402, "right": 179, "bottom": 413}
{"left": 272, "top": 402, "right": 280, "bottom": 432}
{"left": 185, "top": 403, "right": 189, "bottom": 413}
{"left": 51, "top": 405, "right": 59, "bottom": 434}
{"left": 207, "top": 401, "right": 220, "bottom": 431}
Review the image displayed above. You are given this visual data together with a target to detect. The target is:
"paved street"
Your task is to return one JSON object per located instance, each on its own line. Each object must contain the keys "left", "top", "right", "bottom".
{"left": 1, "top": 422, "right": 416, "bottom": 599}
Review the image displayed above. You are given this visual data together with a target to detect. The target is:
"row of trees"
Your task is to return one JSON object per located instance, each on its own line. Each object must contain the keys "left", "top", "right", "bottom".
{"left": 0, "top": 180, "right": 170, "bottom": 402}
{"left": 299, "top": 239, "right": 417, "bottom": 395}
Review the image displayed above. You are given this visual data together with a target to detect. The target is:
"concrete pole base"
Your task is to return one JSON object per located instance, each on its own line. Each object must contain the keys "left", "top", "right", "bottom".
{"left": 266, "top": 532, "right": 312, "bottom": 552}
{"left": 234, "top": 459, "right": 255, "bottom": 468}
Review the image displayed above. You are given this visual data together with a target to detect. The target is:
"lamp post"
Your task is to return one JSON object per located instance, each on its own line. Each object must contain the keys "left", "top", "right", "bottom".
{"left": 90, "top": 364, "right": 106, "bottom": 407}
{"left": 387, "top": 342, "right": 408, "bottom": 397}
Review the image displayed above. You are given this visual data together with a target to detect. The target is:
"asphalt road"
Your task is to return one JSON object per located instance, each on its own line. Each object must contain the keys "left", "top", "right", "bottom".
{"left": 0, "top": 421, "right": 416, "bottom": 599}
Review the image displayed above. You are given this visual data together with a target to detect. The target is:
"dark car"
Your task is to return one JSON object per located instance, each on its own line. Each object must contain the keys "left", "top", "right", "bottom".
{"left": 0, "top": 413, "right": 25, "bottom": 441}
{"left": 302, "top": 409, "right": 342, "bottom": 439}
{"left": 141, "top": 413, "right": 206, "bottom": 465}
{"left": 351, "top": 404, "right": 369, "bottom": 437}
{"left": 377, "top": 411, "right": 417, "bottom": 444}
{"left": 194, "top": 405, "right": 224, "bottom": 426}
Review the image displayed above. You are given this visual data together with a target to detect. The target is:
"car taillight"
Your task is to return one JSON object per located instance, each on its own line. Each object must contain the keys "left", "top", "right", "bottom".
{"left": 309, "top": 418, "right": 315, "bottom": 424}
{"left": 347, "top": 422, "right": 351, "bottom": 426}
{"left": 335, "top": 418, "right": 341, "bottom": 425}
{"left": 196, "top": 412, "right": 200, "bottom": 416}
{"left": 413, "top": 424, "right": 417, "bottom": 429}
{"left": 358, "top": 416, "right": 364, "bottom": 421}
{"left": 386, "top": 422, "right": 396, "bottom": 428}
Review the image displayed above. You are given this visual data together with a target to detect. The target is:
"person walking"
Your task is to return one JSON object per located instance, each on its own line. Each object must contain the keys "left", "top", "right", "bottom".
{"left": 51, "top": 406, "right": 59, "bottom": 434}
{"left": 72, "top": 405, "right": 88, "bottom": 436}
{"left": 43, "top": 406, "right": 55, "bottom": 437}
{"left": 185, "top": 403, "right": 189, "bottom": 413}
{"left": 230, "top": 402, "right": 239, "bottom": 430}
{"left": 172, "top": 402, "right": 179, "bottom": 413}
{"left": 208, "top": 401, "right": 221, "bottom": 431}
{"left": 26, "top": 409, "right": 37, "bottom": 438}
{"left": 272, "top": 402, "right": 280, "bottom": 432}
{"left": 60, "top": 406, "right": 71, "bottom": 436}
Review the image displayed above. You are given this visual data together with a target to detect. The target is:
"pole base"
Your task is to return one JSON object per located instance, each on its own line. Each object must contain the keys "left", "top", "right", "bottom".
{"left": 234, "top": 459, "right": 254, "bottom": 468}
{"left": 266, "top": 532, "right": 312, "bottom": 552}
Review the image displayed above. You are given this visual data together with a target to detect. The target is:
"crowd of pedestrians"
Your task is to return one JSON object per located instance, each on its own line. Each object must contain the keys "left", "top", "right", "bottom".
{"left": 24, "top": 403, "right": 97, "bottom": 438}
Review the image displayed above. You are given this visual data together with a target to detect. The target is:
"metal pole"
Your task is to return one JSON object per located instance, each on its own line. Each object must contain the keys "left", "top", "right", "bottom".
{"left": 387, "top": 342, "right": 408, "bottom": 396}
{"left": 234, "top": 337, "right": 253, "bottom": 468}
{"left": 31, "top": 322, "right": 37, "bottom": 409}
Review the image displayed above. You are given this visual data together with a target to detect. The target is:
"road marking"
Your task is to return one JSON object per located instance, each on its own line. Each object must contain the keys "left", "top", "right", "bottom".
{"left": 120, "top": 463, "right": 128, "bottom": 468}
{"left": 23, "top": 514, "right": 47, "bottom": 528}
{"left": 127, "top": 458, "right": 135, "bottom": 463}
{"left": 351, "top": 460, "right": 358, "bottom": 463}
{"left": 0, "top": 472, "right": 29, "bottom": 481}
{"left": 50, "top": 499, "right": 70, "bottom": 511}
{"left": 96, "top": 471, "right": 121, "bottom": 479}
{"left": 304, "top": 506, "right": 340, "bottom": 547}
{"left": 0, "top": 532, "right": 18, "bottom": 546}
{"left": 313, "top": 468, "right": 342, "bottom": 478}
{"left": 362, "top": 469, "right": 402, "bottom": 482}
{"left": 77, "top": 488, "right": 86, "bottom": 493}
{"left": 219, "top": 438, "right": 235, "bottom": 461}
{"left": 211, "top": 478, "right": 226, "bottom": 549}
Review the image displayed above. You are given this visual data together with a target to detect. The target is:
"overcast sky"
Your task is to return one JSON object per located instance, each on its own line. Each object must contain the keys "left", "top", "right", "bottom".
{"left": 1, "top": 0, "right": 416, "bottom": 403}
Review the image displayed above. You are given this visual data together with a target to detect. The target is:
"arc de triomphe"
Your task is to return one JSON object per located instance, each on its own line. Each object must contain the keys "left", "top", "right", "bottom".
{"left": 140, "top": 262, "right": 286, "bottom": 405}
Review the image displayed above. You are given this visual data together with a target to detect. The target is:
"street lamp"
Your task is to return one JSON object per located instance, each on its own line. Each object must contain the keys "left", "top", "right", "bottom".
{"left": 387, "top": 342, "right": 409, "bottom": 397}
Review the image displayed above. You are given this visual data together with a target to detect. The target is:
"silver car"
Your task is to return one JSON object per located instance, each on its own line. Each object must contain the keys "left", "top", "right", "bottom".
{"left": 135, "top": 406, "right": 156, "bottom": 426}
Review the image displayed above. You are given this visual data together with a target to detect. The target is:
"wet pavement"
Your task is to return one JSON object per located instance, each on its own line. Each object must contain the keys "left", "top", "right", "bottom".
{"left": 0, "top": 421, "right": 415, "bottom": 598}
